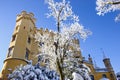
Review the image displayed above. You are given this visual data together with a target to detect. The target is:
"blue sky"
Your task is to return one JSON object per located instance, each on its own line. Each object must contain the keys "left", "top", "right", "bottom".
{"left": 0, "top": 0, "right": 120, "bottom": 73}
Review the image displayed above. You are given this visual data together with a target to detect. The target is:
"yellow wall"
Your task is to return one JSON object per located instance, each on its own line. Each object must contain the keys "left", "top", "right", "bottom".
{"left": 0, "top": 58, "right": 27, "bottom": 80}
{"left": 84, "top": 62, "right": 116, "bottom": 80}
{"left": 0, "top": 11, "right": 37, "bottom": 80}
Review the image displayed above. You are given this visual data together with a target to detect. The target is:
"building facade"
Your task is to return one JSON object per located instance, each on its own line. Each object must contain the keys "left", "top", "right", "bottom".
{"left": 0, "top": 11, "right": 117, "bottom": 80}
{"left": 83, "top": 55, "right": 116, "bottom": 80}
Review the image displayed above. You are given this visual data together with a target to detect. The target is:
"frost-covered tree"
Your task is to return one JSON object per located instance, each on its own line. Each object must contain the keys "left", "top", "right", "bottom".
{"left": 96, "top": 0, "right": 120, "bottom": 21}
{"left": 8, "top": 0, "right": 92, "bottom": 80}
{"left": 35, "top": 0, "right": 92, "bottom": 80}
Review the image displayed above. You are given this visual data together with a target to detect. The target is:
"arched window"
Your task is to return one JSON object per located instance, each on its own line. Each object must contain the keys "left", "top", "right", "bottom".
{"left": 110, "top": 74, "right": 113, "bottom": 78}
{"left": 25, "top": 48, "right": 29, "bottom": 60}
{"left": 28, "top": 37, "right": 31, "bottom": 44}
{"left": 7, "top": 46, "right": 14, "bottom": 57}
{"left": 90, "top": 75, "right": 94, "bottom": 80}
{"left": 102, "top": 74, "right": 107, "bottom": 78}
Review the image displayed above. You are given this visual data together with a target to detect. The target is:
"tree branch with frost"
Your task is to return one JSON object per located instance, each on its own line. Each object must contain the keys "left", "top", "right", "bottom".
{"left": 61, "top": 22, "right": 92, "bottom": 41}
{"left": 35, "top": 25, "right": 91, "bottom": 80}
{"left": 96, "top": 0, "right": 120, "bottom": 21}
{"left": 45, "top": 0, "right": 74, "bottom": 32}
{"left": 35, "top": 27, "right": 92, "bottom": 80}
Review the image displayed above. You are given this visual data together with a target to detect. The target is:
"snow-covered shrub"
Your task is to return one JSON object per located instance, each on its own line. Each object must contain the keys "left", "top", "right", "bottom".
{"left": 100, "top": 78, "right": 109, "bottom": 80}
{"left": 8, "top": 56, "right": 91, "bottom": 80}
{"left": 8, "top": 60, "right": 60, "bottom": 80}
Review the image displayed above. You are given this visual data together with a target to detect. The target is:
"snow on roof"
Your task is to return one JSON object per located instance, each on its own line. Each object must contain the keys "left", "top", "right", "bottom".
{"left": 95, "top": 68, "right": 108, "bottom": 72}
{"left": 116, "top": 72, "right": 120, "bottom": 77}
{"left": 100, "top": 78, "right": 109, "bottom": 80}
{"left": 83, "top": 60, "right": 92, "bottom": 64}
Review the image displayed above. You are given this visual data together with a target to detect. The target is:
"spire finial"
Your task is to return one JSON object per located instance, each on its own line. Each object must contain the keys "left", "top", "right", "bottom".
{"left": 88, "top": 54, "right": 91, "bottom": 58}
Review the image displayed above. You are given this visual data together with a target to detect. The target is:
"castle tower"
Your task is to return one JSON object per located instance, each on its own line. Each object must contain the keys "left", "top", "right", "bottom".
{"left": 0, "top": 11, "right": 36, "bottom": 79}
{"left": 103, "top": 58, "right": 116, "bottom": 80}
{"left": 72, "top": 39, "right": 83, "bottom": 60}
{"left": 103, "top": 58, "right": 113, "bottom": 72}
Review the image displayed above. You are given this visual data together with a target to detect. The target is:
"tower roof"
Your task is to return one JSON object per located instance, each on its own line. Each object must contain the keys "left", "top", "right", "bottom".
{"left": 100, "top": 48, "right": 107, "bottom": 59}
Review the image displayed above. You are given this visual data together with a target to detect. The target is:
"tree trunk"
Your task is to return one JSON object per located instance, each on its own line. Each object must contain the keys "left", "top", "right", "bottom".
{"left": 55, "top": 11, "right": 65, "bottom": 80}
{"left": 54, "top": 41, "right": 64, "bottom": 80}
{"left": 56, "top": 58, "right": 64, "bottom": 80}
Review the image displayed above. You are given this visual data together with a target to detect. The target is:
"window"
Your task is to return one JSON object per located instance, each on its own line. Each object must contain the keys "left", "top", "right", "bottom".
{"left": 102, "top": 74, "right": 107, "bottom": 78}
{"left": 16, "top": 26, "right": 19, "bottom": 30}
{"left": 28, "top": 37, "right": 31, "bottom": 44}
{"left": 12, "top": 34, "right": 16, "bottom": 42}
{"left": 7, "top": 46, "right": 14, "bottom": 57}
{"left": 24, "top": 26, "right": 25, "bottom": 29}
{"left": 39, "top": 42, "right": 44, "bottom": 47}
{"left": 110, "top": 74, "right": 113, "bottom": 78}
{"left": 90, "top": 75, "right": 94, "bottom": 80}
{"left": 25, "top": 48, "right": 29, "bottom": 60}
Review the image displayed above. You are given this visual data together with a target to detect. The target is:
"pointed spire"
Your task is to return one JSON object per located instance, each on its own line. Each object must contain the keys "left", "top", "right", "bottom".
{"left": 94, "top": 60, "right": 98, "bottom": 68}
{"left": 100, "top": 48, "right": 106, "bottom": 59}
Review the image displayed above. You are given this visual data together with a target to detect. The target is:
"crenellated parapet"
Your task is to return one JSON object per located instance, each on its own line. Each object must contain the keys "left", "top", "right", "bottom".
{"left": 37, "top": 28, "right": 55, "bottom": 37}
{"left": 16, "top": 11, "right": 36, "bottom": 26}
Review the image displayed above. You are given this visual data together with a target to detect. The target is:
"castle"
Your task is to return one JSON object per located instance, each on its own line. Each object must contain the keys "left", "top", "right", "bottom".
{"left": 0, "top": 11, "right": 117, "bottom": 80}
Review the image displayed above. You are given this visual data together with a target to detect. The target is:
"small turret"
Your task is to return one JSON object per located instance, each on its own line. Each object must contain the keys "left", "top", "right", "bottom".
{"left": 102, "top": 52, "right": 117, "bottom": 80}
{"left": 103, "top": 58, "right": 113, "bottom": 72}
{"left": 101, "top": 48, "right": 113, "bottom": 72}
{"left": 88, "top": 54, "right": 93, "bottom": 64}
